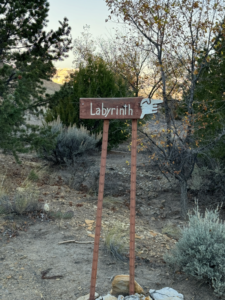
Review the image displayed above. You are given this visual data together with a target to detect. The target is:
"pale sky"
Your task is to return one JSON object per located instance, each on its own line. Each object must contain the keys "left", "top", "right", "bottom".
{"left": 47, "top": 0, "right": 122, "bottom": 69}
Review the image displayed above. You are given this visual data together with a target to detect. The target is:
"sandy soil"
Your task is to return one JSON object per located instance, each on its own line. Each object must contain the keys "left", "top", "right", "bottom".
{"left": 0, "top": 141, "right": 222, "bottom": 300}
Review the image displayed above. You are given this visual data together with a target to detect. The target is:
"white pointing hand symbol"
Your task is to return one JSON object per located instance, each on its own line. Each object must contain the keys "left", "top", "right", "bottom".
{"left": 140, "top": 98, "right": 163, "bottom": 119}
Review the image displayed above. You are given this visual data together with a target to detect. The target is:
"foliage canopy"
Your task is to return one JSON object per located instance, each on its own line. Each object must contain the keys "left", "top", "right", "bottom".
{"left": 46, "top": 54, "right": 145, "bottom": 150}
{"left": 0, "top": 0, "right": 72, "bottom": 162}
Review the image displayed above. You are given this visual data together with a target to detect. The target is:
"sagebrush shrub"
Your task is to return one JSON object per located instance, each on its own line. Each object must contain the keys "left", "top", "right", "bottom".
{"left": 0, "top": 194, "right": 12, "bottom": 214}
{"left": 189, "top": 160, "right": 225, "bottom": 204}
{"left": 49, "top": 210, "right": 74, "bottom": 219}
{"left": 0, "top": 188, "right": 41, "bottom": 215}
{"left": 11, "top": 189, "right": 41, "bottom": 215}
{"left": 39, "top": 119, "right": 99, "bottom": 164}
{"left": 164, "top": 205, "right": 225, "bottom": 296}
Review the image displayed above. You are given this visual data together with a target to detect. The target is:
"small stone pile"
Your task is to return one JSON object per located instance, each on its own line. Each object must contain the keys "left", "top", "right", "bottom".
{"left": 77, "top": 275, "right": 184, "bottom": 300}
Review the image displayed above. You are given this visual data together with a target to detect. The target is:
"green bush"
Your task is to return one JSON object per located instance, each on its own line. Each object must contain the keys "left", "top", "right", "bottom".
{"left": 164, "top": 205, "right": 225, "bottom": 296}
{"left": 39, "top": 119, "right": 99, "bottom": 165}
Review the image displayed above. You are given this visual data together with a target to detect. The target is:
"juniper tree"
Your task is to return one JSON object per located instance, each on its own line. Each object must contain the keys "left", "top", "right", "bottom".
{"left": 175, "top": 25, "right": 225, "bottom": 169}
{"left": 45, "top": 54, "right": 145, "bottom": 150}
{"left": 0, "top": 0, "right": 72, "bottom": 162}
{"left": 192, "top": 30, "right": 225, "bottom": 163}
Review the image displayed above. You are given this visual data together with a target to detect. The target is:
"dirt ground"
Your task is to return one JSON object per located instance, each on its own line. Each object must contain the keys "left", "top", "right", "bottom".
{"left": 0, "top": 137, "right": 223, "bottom": 300}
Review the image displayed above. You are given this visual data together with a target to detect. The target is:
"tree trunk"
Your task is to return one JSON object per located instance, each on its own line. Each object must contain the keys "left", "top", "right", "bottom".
{"left": 180, "top": 180, "right": 188, "bottom": 220}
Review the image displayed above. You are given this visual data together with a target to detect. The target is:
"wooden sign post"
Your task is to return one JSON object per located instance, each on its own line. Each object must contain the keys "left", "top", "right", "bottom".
{"left": 79, "top": 97, "right": 163, "bottom": 300}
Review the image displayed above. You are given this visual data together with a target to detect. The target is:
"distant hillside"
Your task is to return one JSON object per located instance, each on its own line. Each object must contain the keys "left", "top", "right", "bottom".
{"left": 49, "top": 68, "right": 182, "bottom": 100}
{"left": 49, "top": 68, "right": 161, "bottom": 98}
{"left": 42, "top": 79, "right": 61, "bottom": 95}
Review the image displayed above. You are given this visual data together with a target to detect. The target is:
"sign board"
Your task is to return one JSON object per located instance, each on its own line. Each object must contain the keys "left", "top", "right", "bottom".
{"left": 80, "top": 97, "right": 163, "bottom": 119}
{"left": 79, "top": 96, "right": 163, "bottom": 300}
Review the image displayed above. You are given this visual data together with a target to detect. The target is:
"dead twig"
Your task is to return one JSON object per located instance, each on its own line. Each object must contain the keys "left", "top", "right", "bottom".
{"left": 41, "top": 268, "right": 63, "bottom": 280}
{"left": 58, "top": 240, "right": 94, "bottom": 244}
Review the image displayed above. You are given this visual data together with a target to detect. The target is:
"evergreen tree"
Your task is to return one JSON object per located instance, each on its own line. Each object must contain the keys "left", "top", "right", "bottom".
{"left": 0, "top": 0, "right": 72, "bottom": 162}
{"left": 177, "top": 28, "right": 225, "bottom": 162}
{"left": 193, "top": 31, "right": 225, "bottom": 161}
{"left": 175, "top": 24, "right": 225, "bottom": 163}
{"left": 46, "top": 54, "right": 144, "bottom": 150}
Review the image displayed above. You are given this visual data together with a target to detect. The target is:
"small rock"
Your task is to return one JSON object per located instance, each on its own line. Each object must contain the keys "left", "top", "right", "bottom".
{"left": 16, "top": 187, "right": 25, "bottom": 192}
{"left": 124, "top": 294, "right": 152, "bottom": 300}
{"left": 77, "top": 292, "right": 99, "bottom": 300}
{"left": 124, "top": 296, "right": 139, "bottom": 300}
{"left": 118, "top": 296, "right": 124, "bottom": 300}
{"left": 110, "top": 275, "right": 144, "bottom": 296}
{"left": 149, "top": 287, "right": 183, "bottom": 300}
{"left": 43, "top": 203, "right": 50, "bottom": 212}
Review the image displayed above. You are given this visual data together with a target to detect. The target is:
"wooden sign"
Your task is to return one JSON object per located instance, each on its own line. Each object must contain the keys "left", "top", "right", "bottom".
{"left": 79, "top": 96, "right": 163, "bottom": 300}
{"left": 80, "top": 97, "right": 163, "bottom": 119}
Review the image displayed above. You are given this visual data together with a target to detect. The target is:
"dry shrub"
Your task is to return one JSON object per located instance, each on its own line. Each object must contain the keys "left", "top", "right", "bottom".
{"left": 39, "top": 118, "right": 100, "bottom": 165}
{"left": 0, "top": 182, "right": 41, "bottom": 215}
{"left": 28, "top": 170, "right": 39, "bottom": 182}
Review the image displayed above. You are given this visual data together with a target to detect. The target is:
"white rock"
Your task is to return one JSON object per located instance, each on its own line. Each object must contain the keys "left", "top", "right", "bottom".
{"left": 124, "top": 296, "right": 139, "bottom": 300}
{"left": 98, "top": 294, "right": 117, "bottom": 300}
{"left": 149, "top": 287, "right": 183, "bottom": 300}
{"left": 43, "top": 203, "right": 50, "bottom": 211}
{"left": 77, "top": 292, "right": 99, "bottom": 300}
{"left": 16, "top": 187, "right": 25, "bottom": 192}
{"left": 118, "top": 296, "right": 124, "bottom": 300}
{"left": 135, "top": 294, "right": 150, "bottom": 300}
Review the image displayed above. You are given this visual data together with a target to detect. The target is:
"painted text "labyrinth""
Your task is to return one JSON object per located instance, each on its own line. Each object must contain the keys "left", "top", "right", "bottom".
{"left": 90, "top": 103, "right": 133, "bottom": 117}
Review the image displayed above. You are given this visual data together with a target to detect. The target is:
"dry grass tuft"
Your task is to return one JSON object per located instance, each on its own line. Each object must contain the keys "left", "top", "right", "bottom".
{"left": 0, "top": 179, "right": 41, "bottom": 215}
{"left": 103, "top": 221, "right": 129, "bottom": 262}
{"left": 28, "top": 170, "right": 39, "bottom": 182}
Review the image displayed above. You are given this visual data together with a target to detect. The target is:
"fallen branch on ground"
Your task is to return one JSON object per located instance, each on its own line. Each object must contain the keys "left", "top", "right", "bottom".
{"left": 41, "top": 268, "right": 63, "bottom": 279}
{"left": 58, "top": 240, "right": 94, "bottom": 244}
